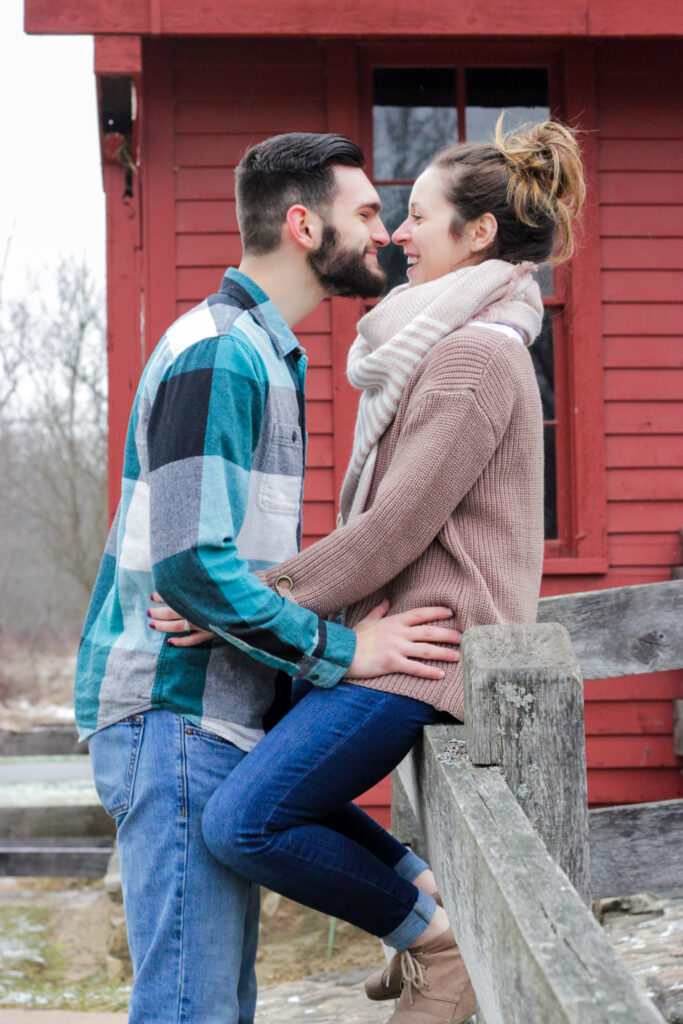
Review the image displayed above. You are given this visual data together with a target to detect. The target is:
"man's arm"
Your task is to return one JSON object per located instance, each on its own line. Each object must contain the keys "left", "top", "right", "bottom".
{"left": 147, "top": 334, "right": 355, "bottom": 687}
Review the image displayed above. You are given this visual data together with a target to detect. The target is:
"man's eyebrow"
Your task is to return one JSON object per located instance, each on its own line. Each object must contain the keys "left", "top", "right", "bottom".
{"left": 357, "top": 201, "right": 382, "bottom": 214}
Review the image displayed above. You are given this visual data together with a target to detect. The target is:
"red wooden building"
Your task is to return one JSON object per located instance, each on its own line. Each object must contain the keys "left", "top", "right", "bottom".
{"left": 27, "top": 1, "right": 683, "bottom": 820}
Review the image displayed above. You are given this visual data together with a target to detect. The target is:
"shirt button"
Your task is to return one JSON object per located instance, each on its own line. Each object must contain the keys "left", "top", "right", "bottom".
{"left": 291, "top": 430, "right": 297, "bottom": 442}
{"left": 309, "top": 674, "right": 319, "bottom": 681}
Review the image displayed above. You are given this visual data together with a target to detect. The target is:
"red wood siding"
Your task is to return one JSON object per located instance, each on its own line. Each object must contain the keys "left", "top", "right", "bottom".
{"left": 543, "top": 40, "right": 683, "bottom": 807}
{"left": 99, "top": 34, "right": 681, "bottom": 817}
{"left": 166, "top": 39, "right": 338, "bottom": 546}
{"left": 598, "top": 43, "right": 683, "bottom": 587}
{"left": 103, "top": 156, "right": 143, "bottom": 520}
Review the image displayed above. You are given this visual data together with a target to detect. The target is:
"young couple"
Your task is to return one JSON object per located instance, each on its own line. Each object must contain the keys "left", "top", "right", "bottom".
{"left": 76, "top": 123, "right": 585, "bottom": 1024}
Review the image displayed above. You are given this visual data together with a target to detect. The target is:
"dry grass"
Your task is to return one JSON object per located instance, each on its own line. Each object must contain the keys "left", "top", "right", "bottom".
{"left": 0, "top": 639, "right": 77, "bottom": 722}
{"left": 256, "top": 891, "right": 382, "bottom": 985}
{"left": 0, "top": 879, "right": 383, "bottom": 1010}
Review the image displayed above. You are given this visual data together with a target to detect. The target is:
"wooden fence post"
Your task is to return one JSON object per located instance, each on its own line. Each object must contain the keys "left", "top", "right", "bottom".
{"left": 462, "top": 622, "right": 590, "bottom": 904}
{"left": 396, "top": 727, "right": 666, "bottom": 1024}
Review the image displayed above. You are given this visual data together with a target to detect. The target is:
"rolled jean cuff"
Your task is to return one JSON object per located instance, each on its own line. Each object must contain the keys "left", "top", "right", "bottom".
{"left": 381, "top": 888, "right": 436, "bottom": 950}
{"left": 393, "top": 849, "right": 430, "bottom": 883}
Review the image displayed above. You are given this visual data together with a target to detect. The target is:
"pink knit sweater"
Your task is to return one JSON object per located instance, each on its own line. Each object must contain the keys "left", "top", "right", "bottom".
{"left": 263, "top": 325, "right": 544, "bottom": 720}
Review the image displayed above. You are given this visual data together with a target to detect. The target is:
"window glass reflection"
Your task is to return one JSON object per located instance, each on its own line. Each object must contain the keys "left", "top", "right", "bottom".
{"left": 376, "top": 185, "right": 411, "bottom": 291}
{"left": 530, "top": 311, "right": 558, "bottom": 539}
{"left": 466, "top": 68, "right": 553, "bottom": 294}
{"left": 532, "top": 263, "right": 554, "bottom": 298}
{"left": 371, "top": 63, "right": 559, "bottom": 538}
{"left": 529, "top": 309, "right": 555, "bottom": 421}
{"left": 373, "top": 68, "right": 458, "bottom": 181}
{"left": 543, "top": 425, "right": 558, "bottom": 539}
{"left": 465, "top": 67, "right": 549, "bottom": 141}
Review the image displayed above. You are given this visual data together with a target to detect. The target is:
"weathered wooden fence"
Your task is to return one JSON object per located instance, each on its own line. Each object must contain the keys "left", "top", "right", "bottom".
{"left": 1, "top": 581, "right": 681, "bottom": 1021}
{"left": 394, "top": 579, "right": 682, "bottom": 1024}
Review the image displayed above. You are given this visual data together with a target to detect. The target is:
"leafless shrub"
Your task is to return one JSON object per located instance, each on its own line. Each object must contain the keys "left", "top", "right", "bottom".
{"left": 0, "top": 256, "right": 107, "bottom": 655}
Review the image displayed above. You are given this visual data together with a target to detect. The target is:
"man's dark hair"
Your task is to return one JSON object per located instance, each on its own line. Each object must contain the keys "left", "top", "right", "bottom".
{"left": 235, "top": 132, "right": 365, "bottom": 255}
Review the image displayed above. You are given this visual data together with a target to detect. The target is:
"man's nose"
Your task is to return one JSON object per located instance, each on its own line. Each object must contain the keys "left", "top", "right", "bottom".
{"left": 372, "top": 217, "right": 391, "bottom": 248}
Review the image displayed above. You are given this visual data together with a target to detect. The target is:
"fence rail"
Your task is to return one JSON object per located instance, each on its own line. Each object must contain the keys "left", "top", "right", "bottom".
{"left": 394, "top": 580, "right": 682, "bottom": 1024}
{"left": 396, "top": 729, "right": 665, "bottom": 1024}
{"left": 1, "top": 580, "right": 681, "bottom": 1021}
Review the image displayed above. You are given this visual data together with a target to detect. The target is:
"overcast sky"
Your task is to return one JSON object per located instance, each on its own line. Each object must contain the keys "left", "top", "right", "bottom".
{"left": 0, "top": 0, "right": 105, "bottom": 300}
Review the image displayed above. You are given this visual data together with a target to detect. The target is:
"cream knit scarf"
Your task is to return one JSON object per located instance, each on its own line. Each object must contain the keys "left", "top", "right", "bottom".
{"left": 339, "top": 259, "right": 543, "bottom": 523}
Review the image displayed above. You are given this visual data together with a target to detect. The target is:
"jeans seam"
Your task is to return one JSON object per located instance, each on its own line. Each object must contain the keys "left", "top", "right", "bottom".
{"left": 124, "top": 718, "right": 145, "bottom": 812}
{"left": 177, "top": 715, "right": 189, "bottom": 1024}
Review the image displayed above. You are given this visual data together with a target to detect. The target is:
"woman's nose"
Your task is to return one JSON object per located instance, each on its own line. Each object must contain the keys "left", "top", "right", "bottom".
{"left": 392, "top": 219, "right": 410, "bottom": 245}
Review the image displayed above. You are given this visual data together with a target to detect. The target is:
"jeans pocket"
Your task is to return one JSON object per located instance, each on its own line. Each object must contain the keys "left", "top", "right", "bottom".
{"left": 89, "top": 715, "right": 145, "bottom": 819}
{"left": 183, "top": 722, "right": 238, "bottom": 748}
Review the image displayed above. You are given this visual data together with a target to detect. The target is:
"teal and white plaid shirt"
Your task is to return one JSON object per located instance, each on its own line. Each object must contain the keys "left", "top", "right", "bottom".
{"left": 75, "top": 269, "right": 355, "bottom": 750}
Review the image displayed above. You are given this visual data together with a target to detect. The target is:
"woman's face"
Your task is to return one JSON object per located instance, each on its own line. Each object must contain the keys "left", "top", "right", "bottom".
{"left": 392, "top": 166, "right": 481, "bottom": 287}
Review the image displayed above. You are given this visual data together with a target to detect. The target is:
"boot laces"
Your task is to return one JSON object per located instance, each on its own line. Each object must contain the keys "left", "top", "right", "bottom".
{"left": 399, "top": 948, "right": 428, "bottom": 1004}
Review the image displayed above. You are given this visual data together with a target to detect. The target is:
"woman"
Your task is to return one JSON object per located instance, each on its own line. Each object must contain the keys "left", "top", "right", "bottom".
{"left": 151, "top": 118, "right": 585, "bottom": 1024}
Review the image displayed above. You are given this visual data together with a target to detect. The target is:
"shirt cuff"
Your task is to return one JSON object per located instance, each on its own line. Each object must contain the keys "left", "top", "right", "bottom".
{"left": 209, "top": 613, "right": 355, "bottom": 687}
{"left": 293, "top": 618, "right": 356, "bottom": 688}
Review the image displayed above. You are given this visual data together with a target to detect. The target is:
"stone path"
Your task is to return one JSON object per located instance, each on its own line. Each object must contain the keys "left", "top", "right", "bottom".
{"left": 258, "top": 890, "right": 683, "bottom": 1023}
{"left": 0, "top": 1015, "right": 127, "bottom": 1023}
{"left": 255, "top": 967, "right": 389, "bottom": 1023}
{"left": 597, "top": 891, "right": 683, "bottom": 1023}
{"left": 0, "top": 891, "right": 680, "bottom": 1023}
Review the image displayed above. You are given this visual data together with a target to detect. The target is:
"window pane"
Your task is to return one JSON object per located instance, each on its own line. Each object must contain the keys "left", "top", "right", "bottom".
{"left": 543, "top": 425, "right": 558, "bottom": 539}
{"left": 373, "top": 68, "right": 458, "bottom": 180}
{"left": 371, "top": 65, "right": 560, "bottom": 541}
{"left": 376, "top": 185, "right": 411, "bottom": 291}
{"left": 530, "top": 310, "right": 558, "bottom": 539}
{"left": 465, "top": 67, "right": 549, "bottom": 142}
{"left": 532, "top": 263, "right": 554, "bottom": 298}
{"left": 529, "top": 309, "right": 555, "bottom": 421}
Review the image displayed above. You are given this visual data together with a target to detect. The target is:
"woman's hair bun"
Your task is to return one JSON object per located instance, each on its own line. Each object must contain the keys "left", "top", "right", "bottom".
{"left": 494, "top": 116, "right": 586, "bottom": 262}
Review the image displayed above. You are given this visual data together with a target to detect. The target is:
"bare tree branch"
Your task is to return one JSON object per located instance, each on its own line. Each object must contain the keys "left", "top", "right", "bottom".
{"left": 0, "top": 256, "right": 108, "bottom": 641}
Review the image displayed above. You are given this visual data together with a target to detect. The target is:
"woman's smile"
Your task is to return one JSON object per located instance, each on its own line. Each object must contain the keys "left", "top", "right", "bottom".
{"left": 392, "top": 165, "right": 480, "bottom": 286}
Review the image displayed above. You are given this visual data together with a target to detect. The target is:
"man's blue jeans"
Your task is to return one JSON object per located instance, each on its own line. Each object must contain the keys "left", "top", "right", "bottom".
{"left": 203, "top": 682, "right": 447, "bottom": 950}
{"left": 89, "top": 710, "right": 259, "bottom": 1024}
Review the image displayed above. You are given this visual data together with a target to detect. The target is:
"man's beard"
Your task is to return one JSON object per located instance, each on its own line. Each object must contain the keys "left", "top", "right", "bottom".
{"left": 307, "top": 225, "right": 387, "bottom": 299}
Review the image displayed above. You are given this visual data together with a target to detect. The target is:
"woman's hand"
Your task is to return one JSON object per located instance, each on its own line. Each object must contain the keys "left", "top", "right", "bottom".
{"left": 148, "top": 594, "right": 215, "bottom": 646}
{"left": 347, "top": 601, "right": 461, "bottom": 680}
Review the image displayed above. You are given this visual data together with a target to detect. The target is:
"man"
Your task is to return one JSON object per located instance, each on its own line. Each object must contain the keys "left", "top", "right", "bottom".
{"left": 75, "top": 133, "right": 458, "bottom": 1023}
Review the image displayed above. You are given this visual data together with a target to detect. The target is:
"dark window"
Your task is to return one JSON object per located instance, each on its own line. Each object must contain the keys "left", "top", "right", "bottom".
{"left": 373, "top": 68, "right": 458, "bottom": 289}
{"left": 371, "top": 65, "right": 562, "bottom": 540}
{"left": 373, "top": 68, "right": 458, "bottom": 180}
{"left": 530, "top": 311, "right": 557, "bottom": 540}
{"left": 465, "top": 67, "right": 549, "bottom": 140}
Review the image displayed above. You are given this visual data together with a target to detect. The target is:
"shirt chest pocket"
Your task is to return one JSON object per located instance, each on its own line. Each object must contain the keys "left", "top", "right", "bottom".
{"left": 256, "top": 423, "right": 305, "bottom": 516}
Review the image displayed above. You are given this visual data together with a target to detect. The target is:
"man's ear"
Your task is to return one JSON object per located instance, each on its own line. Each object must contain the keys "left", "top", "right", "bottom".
{"left": 470, "top": 212, "right": 498, "bottom": 252}
{"left": 284, "top": 204, "right": 323, "bottom": 250}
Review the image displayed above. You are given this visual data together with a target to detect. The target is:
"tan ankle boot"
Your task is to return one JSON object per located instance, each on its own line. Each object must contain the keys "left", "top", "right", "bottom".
{"left": 382, "top": 928, "right": 476, "bottom": 1024}
{"left": 365, "top": 893, "right": 444, "bottom": 1001}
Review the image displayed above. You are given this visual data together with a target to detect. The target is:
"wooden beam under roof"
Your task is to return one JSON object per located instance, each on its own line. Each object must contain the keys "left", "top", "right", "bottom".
{"left": 25, "top": 0, "right": 683, "bottom": 38}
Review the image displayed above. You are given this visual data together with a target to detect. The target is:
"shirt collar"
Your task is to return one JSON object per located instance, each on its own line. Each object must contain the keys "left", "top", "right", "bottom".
{"left": 219, "top": 268, "right": 303, "bottom": 359}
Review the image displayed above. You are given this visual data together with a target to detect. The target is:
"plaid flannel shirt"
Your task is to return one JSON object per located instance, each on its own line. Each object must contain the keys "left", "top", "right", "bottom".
{"left": 74, "top": 269, "right": 356, "bottom": 750}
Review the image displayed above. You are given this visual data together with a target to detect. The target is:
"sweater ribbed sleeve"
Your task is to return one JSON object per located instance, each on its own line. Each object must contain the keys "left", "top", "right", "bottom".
{"left": 262, "top": 337, "right": 521, "bottom": 618}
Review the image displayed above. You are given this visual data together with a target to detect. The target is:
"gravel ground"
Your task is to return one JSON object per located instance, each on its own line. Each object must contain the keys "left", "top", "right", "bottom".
{"left": 0, "top": 886, "right": 681, "bottom": 1022}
